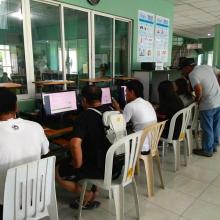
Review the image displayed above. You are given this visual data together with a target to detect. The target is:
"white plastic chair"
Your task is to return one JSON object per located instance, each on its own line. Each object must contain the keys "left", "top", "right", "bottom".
{"left": 3, "top": 156, "right": 58, "bottom": 220}
{"left": 138, "top": 121, "right": 166, "bottom": 197}
{"left": 186, "top": 102, "right": 199, "bottom": 155}
{"left": 77, "top": 131, "right": 143, "bottom": 220}
{"left": 160, "top": 107, "right": 191, "bottom": 171}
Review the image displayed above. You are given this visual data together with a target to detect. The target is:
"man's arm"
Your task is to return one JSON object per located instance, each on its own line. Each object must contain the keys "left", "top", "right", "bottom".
{"left": 194, "top": 84, "right": 202, "bottom": 103}
{"left": 69, "top": 137, "right": 83, "bottom": 168}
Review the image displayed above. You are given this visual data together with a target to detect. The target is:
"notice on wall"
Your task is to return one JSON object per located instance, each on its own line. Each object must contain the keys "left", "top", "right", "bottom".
{"left": 154, "top": 15, "right": 169, "bottom": 63}
{"left": 137, "top": 10, "right": 155, "bottom": 62}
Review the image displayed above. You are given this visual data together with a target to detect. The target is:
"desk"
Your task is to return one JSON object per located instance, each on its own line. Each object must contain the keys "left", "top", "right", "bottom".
{"left": 33, "top": 80, "right": 75, "bottom": 87}
{"left": 80, "top": 77, "right": 112, "bottom": 84}
{"left": 114, "top": 76, "right": 136, "bottom": 81}
{"left": 44, "top": 126, "right": 72, "bottom": 138}
{"left": 0, "top": 83, "right": 22, "bottom": 88}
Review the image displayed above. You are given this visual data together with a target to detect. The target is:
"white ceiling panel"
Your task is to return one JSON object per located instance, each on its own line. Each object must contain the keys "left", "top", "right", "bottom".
{"left": 174, "top": 0, "right": 220, "bottom": 38}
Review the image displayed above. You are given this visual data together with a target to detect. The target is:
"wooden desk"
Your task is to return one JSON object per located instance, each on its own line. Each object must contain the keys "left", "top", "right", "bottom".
{"left": 33, "top": 80, "right": 75, "bottom": 87}
{"left": 80, "top": 77, "right": 112, "bottom": 84}
{"left": 114, "top": 76, "right": 136, "bottom": 81}
{"left": 0, "top": 83, "right": 22, "bottom": 88}
{"left": 44, "top": 127, "right": 72, "bottom": 138}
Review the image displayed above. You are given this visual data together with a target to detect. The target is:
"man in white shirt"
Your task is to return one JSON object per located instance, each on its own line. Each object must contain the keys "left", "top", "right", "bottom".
{"left": 113, "top": 80, "right": 157, "bottom": 154}
{"left": 0, "top": 88, "right": 49, "bottom": 219}
{"left": 179, "top": 58, "right": 220, "bottom": 157}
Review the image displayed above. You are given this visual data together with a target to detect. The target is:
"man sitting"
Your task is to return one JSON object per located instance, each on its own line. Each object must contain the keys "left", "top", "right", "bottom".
{"left": 0, "top": 88, "right": 49, "bottom": 219}
{"left": 113, "top": 80, "right": 157, "bottom": 154}
{"left": 55, "top": 85, "right": 112, "bottom": 209}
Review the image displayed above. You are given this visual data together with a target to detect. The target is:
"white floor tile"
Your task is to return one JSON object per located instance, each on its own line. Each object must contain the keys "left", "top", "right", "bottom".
{"left": 199, "top": 184, "right": 220, "bottom": 207}
{"left": 126, "top": 201, "right": 179, "bottom": 220}
{"left": 193, "top": 157, "right": 220, "bottom": 174}
{"left": 212, "top": 174, "right": 220, "bottom": 187}
{"left": 167, "top": 174, "right": 208, "bottom": 197}
{"left": 179, "top": 164, "right": 219, "bottom": 184}
{"left": 148, "top": 188, "right": 194, "bottom": 215}
{"left": 183, "top": 199, "right": 220, "bottom": 220}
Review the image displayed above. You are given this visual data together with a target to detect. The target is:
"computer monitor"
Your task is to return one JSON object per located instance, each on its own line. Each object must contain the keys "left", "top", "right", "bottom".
{"left": 42, "top": 90, "right": 77, "bottom": 116}
{"left": 121, "top": 86, "right": 127, "bottom": 102}
{"left": 101, "top": 87, "right": 112, "bottom": 105}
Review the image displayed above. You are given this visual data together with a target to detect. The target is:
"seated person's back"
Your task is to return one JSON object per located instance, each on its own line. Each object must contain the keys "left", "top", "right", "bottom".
{"left": 56, "top": 85, "right": 113, "bottom": 209}
{"left": 158, "top": 80, "right": 184, "bottom": 139}
{"left": 113, "top": 80, "right": 157, "bottom": 153}
{"left": 0, "top": 88, "right": 49, "bottom": 208}
{"left": 175, "top": 78, "right": 195, "bottom": 107}
{"left": 72, "top": 104, "right": 111, "bottom": 177}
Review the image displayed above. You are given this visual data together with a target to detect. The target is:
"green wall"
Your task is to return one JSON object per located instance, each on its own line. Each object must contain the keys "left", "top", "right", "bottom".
{"left": 198, "top": 38, "right": 214, "bottom": 52}
{"left": 56, "top": 0, "right": 174, "bottom": 69}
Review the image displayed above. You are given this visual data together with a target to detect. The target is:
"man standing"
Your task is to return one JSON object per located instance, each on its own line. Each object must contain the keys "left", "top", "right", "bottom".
{"left": 0, "top": 88, "right": 49, "bottom": 219}
{"left": 113, "top": 80, "right": 157, "bottom": 154}
{"left": 56, "top": 85, "right": 112, "bottom": 209}
{"left": 179, "top": 58, "right": 220, "bottom": 157}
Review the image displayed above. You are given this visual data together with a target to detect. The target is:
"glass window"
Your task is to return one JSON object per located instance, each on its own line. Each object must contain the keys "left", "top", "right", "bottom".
{"left": 30, "top": 1, "right": 62, "bottom": 91}
{"left": 0, "top": 0, "right": 27, "bottom": 94}
{"left": 94, "top": 15, "right": 113, "bottom": 78}
{"left": 208, "top": 51, "right": 213, "bottom": 66}
{"left": 115, "top": 20, "right": 129, "bottom": 76}
{"left": 64, "top": 8, "right": 89, "bottom": 89}
{"left": 197, "top": 54, "right": 203, "bottom": 66}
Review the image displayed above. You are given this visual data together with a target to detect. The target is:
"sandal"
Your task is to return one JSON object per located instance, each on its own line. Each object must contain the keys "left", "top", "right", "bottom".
{"left": 70, "top": 199, "right": 100, "bottom": 210}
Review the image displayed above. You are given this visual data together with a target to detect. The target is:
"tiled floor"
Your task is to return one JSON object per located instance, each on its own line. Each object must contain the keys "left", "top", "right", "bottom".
{"left": 56, "top": 147, "right": 220, "bottom": 220}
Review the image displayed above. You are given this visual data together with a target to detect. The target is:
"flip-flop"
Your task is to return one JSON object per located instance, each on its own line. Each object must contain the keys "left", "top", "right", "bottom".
{"left": 70, "top": 199, "right": 101, "bottom": 210}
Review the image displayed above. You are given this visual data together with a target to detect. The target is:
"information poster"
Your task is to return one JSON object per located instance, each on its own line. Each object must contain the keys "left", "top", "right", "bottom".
{"left": 137, "top": 10, "right": 155, "bottom": 62}
{"left": 154, "top": 15, "right": 169, "bottom": 63}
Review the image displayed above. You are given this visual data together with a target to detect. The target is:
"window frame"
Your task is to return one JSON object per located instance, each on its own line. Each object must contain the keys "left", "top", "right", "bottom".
{"left": 17, "top": 0, "right": 132, "bottom": 100}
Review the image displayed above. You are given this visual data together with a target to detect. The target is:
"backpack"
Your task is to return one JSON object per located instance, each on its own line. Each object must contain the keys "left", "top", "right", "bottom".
{"left": 88, "top": 108, "right": 127, "bottom": 144}
{"left": 88, "top": 108, "right": 127, "bottom": 179}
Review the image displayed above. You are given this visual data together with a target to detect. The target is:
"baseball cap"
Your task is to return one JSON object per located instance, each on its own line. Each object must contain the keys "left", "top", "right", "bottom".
{"left": 178, "top": 57, "right": 196, "bottom": 70}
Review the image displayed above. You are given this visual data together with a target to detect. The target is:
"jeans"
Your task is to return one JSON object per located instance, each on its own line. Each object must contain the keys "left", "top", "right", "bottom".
{"left": 200, "top": 107, "right": 220, "bottom": 153}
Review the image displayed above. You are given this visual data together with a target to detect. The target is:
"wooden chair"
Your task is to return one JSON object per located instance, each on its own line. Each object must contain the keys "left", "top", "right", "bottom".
{"left": 3, "top": 156, "right": 58, "bottom": 220}
{"left": 77, "top": 131, "right": 143, "bottom": 220}
{"left": 138, "top": 121, "right": 166, "bottom": 197}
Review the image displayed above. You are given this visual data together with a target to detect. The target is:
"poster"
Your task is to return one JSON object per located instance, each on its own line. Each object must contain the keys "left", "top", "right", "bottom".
{"left": 154, "top": 15, "right": 169, "bottom": 63}
{"left": 137, "top": 10, "right": 155, "bottom": 62}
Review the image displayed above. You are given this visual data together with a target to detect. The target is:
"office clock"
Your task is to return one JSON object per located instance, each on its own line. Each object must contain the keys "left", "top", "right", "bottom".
{"left": 87, "top": 0, "right": 100, "bottom": 5}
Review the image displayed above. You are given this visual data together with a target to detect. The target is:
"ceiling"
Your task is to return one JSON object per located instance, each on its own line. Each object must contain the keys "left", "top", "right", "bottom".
{"left": 174, "top": 0, "right": 220, "bottom": 39}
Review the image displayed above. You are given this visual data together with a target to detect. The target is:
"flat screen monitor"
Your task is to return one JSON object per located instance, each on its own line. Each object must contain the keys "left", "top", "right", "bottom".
{"left": 42, "top": 91, "right": 77, "bottom": 115}
{"left": 101, "top": 87, "right": 112, "bottom": 105}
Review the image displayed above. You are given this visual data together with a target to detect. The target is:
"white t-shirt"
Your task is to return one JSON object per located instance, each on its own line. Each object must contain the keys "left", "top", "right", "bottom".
{"left": 0, "top": 118, "right": 49, "bottom": 204}
{"left": 123, "top": 98, "right": 157, "bottom": 151}
{"left": 189, "top": 65, "right": 220, "bottom": 111}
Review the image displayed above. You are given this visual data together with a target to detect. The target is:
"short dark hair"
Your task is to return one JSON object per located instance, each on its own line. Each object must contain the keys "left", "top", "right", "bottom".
{"left": 81, "top": 85, "right": 102, "bottom": 104}
{"left": 175, "top": 78, "right": 193, "bottom": 99}
{"left": 0, "top": 88, "right": 17, "bottom": 115}
{"left": 126, "top": 80, "right": 144, "bottom": 98}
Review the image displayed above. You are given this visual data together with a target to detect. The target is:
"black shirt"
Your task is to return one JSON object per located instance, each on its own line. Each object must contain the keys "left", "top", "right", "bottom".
{"left": 159, "top": 96, "right": 184, "bottom": 139}
{"left": 72, "top": 105, "right": 111, "bottom": 177}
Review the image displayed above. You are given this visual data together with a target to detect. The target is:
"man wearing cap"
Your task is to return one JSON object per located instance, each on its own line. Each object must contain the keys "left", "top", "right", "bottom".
{"left": 179, "top": 57, "right": 220, "bottom": 157}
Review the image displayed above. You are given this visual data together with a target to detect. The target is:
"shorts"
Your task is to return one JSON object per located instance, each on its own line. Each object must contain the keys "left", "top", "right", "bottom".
{"left": 58, "top": 159, "right": 103, "bottom": 182}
